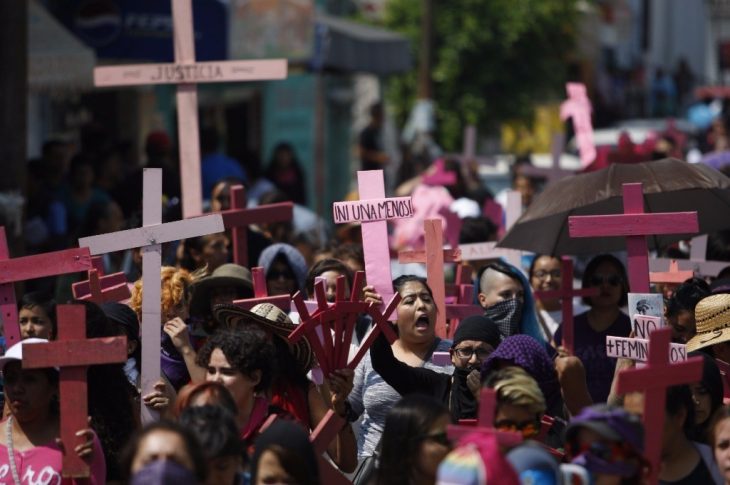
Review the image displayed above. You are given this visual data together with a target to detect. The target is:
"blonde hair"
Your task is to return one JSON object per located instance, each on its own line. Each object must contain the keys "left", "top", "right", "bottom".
{"left": 130, "top": 266, "right": 193, "bottom": 323}
{"left": 489, "top": 366, "right": 546, "bottom": 416}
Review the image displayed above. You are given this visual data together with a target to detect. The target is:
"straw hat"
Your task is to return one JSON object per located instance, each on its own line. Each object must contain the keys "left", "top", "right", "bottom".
{"left": 189, "top": 264, "right": 253, "bottom": 317}
{"left": 686, "top": 294, "right": 730, "bottom": 352}
{"left": 213, "top": 303, "right": 314, "bottom": 372}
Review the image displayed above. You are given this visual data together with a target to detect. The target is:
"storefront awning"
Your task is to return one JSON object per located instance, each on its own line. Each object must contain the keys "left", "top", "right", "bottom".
{"left": 312, "top": 13, "right": 411, "bottom": 75}
{"left": 28, "top": 0, "right": 96, "bottom": 93}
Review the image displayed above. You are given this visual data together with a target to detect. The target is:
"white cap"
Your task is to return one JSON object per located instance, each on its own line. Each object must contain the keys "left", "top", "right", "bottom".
{"left": 0, "top": 338, "right": 50, "bottom": 372}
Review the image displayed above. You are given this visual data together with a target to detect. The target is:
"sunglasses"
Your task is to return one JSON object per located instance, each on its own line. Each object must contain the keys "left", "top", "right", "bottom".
{"left": 494, "top": 420, "right": 539, "bottom": 438}
{"left": 453, "top": 347, "right": 492, "bottom": 360}
{"left": 589, "top": 274, "right": 622, "bottom": 287}
{"left": 417, "top": 431, "right": 452, "bottom": 447}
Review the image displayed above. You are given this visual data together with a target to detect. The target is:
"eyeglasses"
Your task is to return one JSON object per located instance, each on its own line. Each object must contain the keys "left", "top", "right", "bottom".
{"left": 417, "top": 431, "right": 452, "bottom": 447}
{"left": 453, "top": 347, "right": 492, "bottom": 360}
{"left": 533, "top": 269, "right": 561, "bottom": 280}
{"left": 589, "top": 274, "right": 622, "bottom": 287}
{"left": 494, "top": 420, "right": 539, "bottom": 438}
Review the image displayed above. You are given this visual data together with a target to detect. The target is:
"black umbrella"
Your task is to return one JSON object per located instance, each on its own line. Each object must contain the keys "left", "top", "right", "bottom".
{"left": 498, "top": 159, "right": 730, "bottom": 255}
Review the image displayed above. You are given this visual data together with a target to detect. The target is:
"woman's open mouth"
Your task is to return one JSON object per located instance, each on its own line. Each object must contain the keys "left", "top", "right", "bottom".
{"left": 414, "top": 315, "right": 430, "bottom": 330}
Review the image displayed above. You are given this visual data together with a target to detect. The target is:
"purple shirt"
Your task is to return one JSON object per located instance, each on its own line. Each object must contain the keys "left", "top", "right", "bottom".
{"left": 554, "top": 311, "right": 631, "bottom": 403}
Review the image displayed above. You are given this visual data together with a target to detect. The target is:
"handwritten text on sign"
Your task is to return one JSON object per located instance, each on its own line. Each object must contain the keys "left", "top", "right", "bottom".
{"left": 633, "top": 315, "right": 663, "bottom": 340}
{"left": 606, "top": 336, "right": 687, "bottom": 363}
{"left": 333, "top": 197, "right": 414, "bottom": 224}
{"left": 94, "top": 60, "right": 287, "bottom": 87}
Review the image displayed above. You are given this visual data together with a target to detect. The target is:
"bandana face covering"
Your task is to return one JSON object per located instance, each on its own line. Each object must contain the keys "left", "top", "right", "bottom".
{"left": 571, "top": 451, "right": 638, "bottom": 479}
{"left": 130, "top": 460, "right": 198, "bottom": 485}
{"left": 484, "top": 298, "right": 523, "bottom": 338}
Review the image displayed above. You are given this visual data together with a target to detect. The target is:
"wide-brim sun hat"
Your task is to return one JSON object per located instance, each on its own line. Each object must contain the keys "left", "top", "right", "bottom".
{"left": 213, "top": 303, "right": 314, "bottom": 372}
{"left": 0, "top": 338, "right": 53, "bottom": 372}
{"left": 189, "top": 264, "right": 253, "bottom": 318}
{"left": 686, "top": 293, "right": 730, "bottom": 352}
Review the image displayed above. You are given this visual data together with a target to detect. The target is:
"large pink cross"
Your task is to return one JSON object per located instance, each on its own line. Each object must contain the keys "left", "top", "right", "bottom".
{"left": 447, "top": 388, "right": 523, "bottom": 447}
{"left": 233, "top": 267, "right": 291, "bottom": 312}
{"left": 616, "top": 327, "right": 703, "bottom": 485}
{"left": 79, "top": 168, "right": 224, "bottom": 423}
{"left": 398, "top": 219, "right": 458, "bottom": 338}
{"left": 568, "top": 183, "right": 699, "bottom": 293}
{"left": 93, "top": 1, "right": 287, "bottom": 218}
{"left": 533, "top": 257, "right": 598, "bottom": 354}
{"left": 218, "top": 185, "right": 293, "bottom": 267}
{"left": 22, "top": 305, "right": 127, "bottom": 477}
{"left": 561, "top": 83, "right": 596, "bottom": 168}
{"left": 332, "top": 170, "right": 414, "bottom": 309}
{"left": 0, "top": 227, "right": 92, "bottom": 346}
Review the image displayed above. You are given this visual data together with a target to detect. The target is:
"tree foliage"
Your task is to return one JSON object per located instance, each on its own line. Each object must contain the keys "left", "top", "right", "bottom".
{"left": 383, "top": 0, "right": 580, "bottom": 151}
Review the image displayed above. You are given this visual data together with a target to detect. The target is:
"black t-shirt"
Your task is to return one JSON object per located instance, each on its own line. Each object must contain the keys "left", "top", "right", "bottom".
{"left": 659, "top": 455, "right": 715, "bottom": 485}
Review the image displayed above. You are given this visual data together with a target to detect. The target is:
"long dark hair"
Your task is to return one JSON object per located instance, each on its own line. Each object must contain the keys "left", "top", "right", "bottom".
{"left": 75, "top": 300, "right": 138, "bottom": 482}
{"left": 377, "top": 395, "right": 451, "bottom": 485}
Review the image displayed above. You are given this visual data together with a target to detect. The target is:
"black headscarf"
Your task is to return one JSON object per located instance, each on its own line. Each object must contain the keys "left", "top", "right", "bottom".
{"left": 251, "top": 420, "right": 319, "bottom": 485}
{"left": 689, "top": 351, "right": 724, "bottom": 443}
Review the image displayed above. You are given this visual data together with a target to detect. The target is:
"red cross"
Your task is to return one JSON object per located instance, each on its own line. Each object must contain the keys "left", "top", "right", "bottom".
{"left": 0, "top": 227, "right": 92, "bottom": 346}
{"left": 447, "top": 388, "right": 523, "bottom": 447}
{"left": 233, "top": 266, "right": 291, "bottom": 312}
{"left": 569, "top": 183, "right": 699, "bottom": 293}
{"left": 71, "top": 268, "right": 130, "bottom": 303}
{"left": 22, "top": 305, "right": 127, "bottom": 477}
{"left": 616, "top": 327, "right": 703, "bottom": 485}
{"left": 649, "top": 259, "right": 694, "bottom": 285}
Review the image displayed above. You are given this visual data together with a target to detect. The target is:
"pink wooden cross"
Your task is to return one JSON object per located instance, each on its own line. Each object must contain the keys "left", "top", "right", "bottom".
{"left": 616, "top": 327, "right": 703, "bottom": 485}
{"left": 443, "top": 265, "right": 483, "bottom": 339}
{"left": 233, "top": 266, "right": 291, "bottom": 312}
{"left": 462, "top": 190, "right": 523, "bottom": 271}
{"left": 533, "top": 257, "right": 598, "bottom": 354}
{"left": 518, "top": 134, "right": 577, "bottom": 184}
{"left": 289, "top": 272, "right": 399, "bottom": 377}
{"left": 71, "top": 268, "right": 131, "bottom": 304}
{"left": 79, "top": 168, "right": 224, "bottom": 423}
{"left": 0, "top": 227, "right": 92, "bottom": 346}
{"left": 561, "top": 83, "right": 596, "bottom": 168}
{"left": 332, "top": 170, "right": 413, "bottom": 310}
{"left": 447, "top": 388, "right": 523, "bottom": 447}
{"left": 649, "top": 259, "right": 694, "bottom": 285}
{"left": 218, "top": 185, "right": 293, "bottom": 267}
{"left": 568, "top": 183, "right": 699, "bottom": 293}
{"left": 22, "top": 305, "right": 127, "bottom": 477}
{"left": 422, "top": 158, "right": 457, "bottom": 186}
{"left": 398, "top": 219, "right": 457, "bottom": 338}
{"left": 649, "top": 235, "right": 728, "bottom": 278}
{"left": 94, "top": 0, "right": 287, "bottom": 218}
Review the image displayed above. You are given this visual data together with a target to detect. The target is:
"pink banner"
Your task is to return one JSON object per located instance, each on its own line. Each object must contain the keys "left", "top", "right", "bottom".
{"left": 332, "top": 197, "right": 413, "bottom": 224}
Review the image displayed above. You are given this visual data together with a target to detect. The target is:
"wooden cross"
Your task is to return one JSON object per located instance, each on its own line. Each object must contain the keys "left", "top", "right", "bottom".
{"left": 518, "top": 134, "right": 576, "bottom": 184}
{"left": 71, "top": 268, "right": 131, "bottom": 303}
{"left": 616, "top": 327, "right": 703, "bottom": 485}
{"left": 533, "top": 257, "right": 598, "bottom": 354}
{"left": 447, "top": 388, "right": 523, "bottom": 447}
{"left": 568, "top": 183, "right": 699, "bottom": 293}
{"left": 289, "top": 272, "right": 399, "bottom": 377}
{"left": 649, "top": 235, "right": 729, "bottom": 278}
{"left": 218, "top": 185, "right": 293, "bottom": 267}
{"left": 461, "top": 190, "right": 523, "bottom": 271}
{"left": 78, "top": 168, "right": 224, "bottom": 423}
{"left": 443, "top": 265, "right": 483, "bottom": 339}
{"left": 22, "top": 305, "right": 127, "bottom": 477}
{"left": 422, "top": 159, "right": 457, "bottom": 186}
{"left": 649, "top": 259, "right": 694, "bottom": 285}
{"left": 233, "top": 266, "right": 290, "bottom": 312}
{"left": 93, "top": 0, "right": 287, "bottom": 218}
{"left": 0, "top": 227, "right": 92, "bottom": 346}
{"left": 310, "top": 410, "right": 351, "bottom": 485}
{"left": 332, "top": 170, "right": 413, "bottom": 310}
{"left": 561, "top": 83, "right": 596, "bottom": 168}
{"left": 398, "top": 219, "right": 458, "bottom": 338}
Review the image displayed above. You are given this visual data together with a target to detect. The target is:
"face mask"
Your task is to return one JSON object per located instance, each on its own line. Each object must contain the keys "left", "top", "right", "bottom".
{"left": 131, "top": 460, "right": 198, "bottom": 485}
{"left": 484, "top": 298, "right": 523, "bottom": 338}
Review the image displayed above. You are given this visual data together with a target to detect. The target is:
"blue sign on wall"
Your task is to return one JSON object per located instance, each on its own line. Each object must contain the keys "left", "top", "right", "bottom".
{"left": 57, "top": 0, "right": 227, "bottom": 62}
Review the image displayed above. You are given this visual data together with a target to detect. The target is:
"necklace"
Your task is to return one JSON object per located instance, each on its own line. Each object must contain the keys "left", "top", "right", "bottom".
{"left": 5, "top": 416, "right": 22, "bottom": 485}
